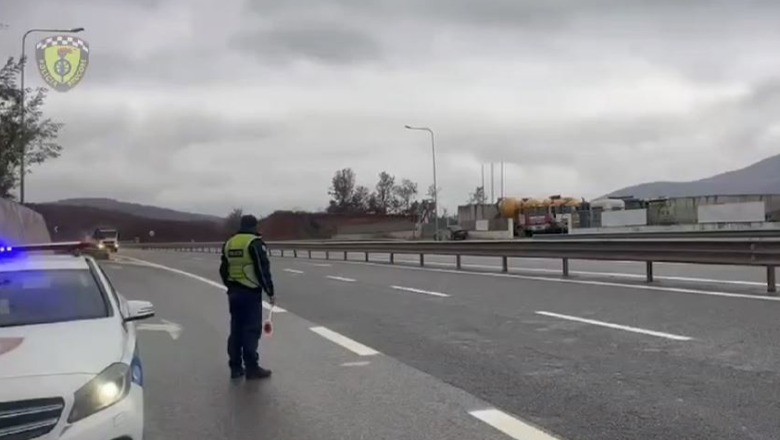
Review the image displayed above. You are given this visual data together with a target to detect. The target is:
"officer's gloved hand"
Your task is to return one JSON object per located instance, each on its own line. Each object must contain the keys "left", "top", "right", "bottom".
{"left": 268, "top": 294, "right": 276, "bottom": 306}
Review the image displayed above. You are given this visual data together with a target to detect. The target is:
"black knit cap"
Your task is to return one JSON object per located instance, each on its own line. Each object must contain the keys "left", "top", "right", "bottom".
{"left": 240, "top": 214, "right": 258, "bottom": 229}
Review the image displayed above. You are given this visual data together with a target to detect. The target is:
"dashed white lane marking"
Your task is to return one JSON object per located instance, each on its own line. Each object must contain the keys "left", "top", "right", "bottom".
{"left": 469, "top": 408, "right": 562, "bottom": 440}
{"left": 536, "top": 311, "right": 692, "bottom": 341}
{"left": 340, "top": 361, "right": 371, "bottom": 367}
{"left": 326, "top": 275, "right": 356, "bottom": 282}
{"left": 121, "top": 256, "right": 287, "bottom": 313}
{"left": 309, "top": 263, "right": 332, "bottom": 267}
{"left": 284, "top": 268, "right": 304, "bottom": 274}
{"left": 273, "top": 257, "right": 780, "bottom": 303}
{"left": 390, "top": 285, "right": 450, "bottom": 298}
{"left": 309, "top": 326, "right": 379, "bottom": 356}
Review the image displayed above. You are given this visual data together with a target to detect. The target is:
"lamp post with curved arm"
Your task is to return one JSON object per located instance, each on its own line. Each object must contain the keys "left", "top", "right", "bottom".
{"left": 404, "top": 125, "right": 439, "bottom": 239}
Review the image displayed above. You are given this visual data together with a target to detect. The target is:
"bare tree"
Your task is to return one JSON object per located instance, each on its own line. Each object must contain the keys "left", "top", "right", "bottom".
{"left": 374, "top": 171, "right": 397, "bottom": 214}
{"left": 327, "top": 168, "right": 357, "bottom": 213}
{"left": 393, "top": 179, "right": 418, "bottom": 214}
{"left": 351, "top": 185, "right": 371, "bottom": 213}
{"left": 224, "top": 208, "right": 244, "bottom": 233}
{"left": 467, "top": 186, "right": 486, "bottom": 204}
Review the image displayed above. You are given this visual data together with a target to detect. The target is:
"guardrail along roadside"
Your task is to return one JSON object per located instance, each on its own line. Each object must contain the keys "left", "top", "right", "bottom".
{"left": 124, "top": 238, "right": 780, "bottom": 294}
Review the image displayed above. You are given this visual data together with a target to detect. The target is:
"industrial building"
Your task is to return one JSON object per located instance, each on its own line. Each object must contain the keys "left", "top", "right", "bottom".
{"left": 457, "top": 194, "right": 780, "bottom": 237}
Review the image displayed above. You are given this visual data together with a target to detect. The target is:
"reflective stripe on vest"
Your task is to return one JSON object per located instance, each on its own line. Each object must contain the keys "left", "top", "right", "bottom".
{"left": 224, "top": 233, "right": 260, "bottom": 289}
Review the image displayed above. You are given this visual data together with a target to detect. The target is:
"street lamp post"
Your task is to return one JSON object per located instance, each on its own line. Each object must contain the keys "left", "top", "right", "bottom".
{"left": 19, "top": 27, "right": 84, "bottom": 204}
{"left": 404, "top": 125, "right": 439, "bottom": 240}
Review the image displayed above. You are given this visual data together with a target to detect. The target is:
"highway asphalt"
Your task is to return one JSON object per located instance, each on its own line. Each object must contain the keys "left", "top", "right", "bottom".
{"left": 100, "top": 257, "right": 515, "bottom": 440}
{"left": 104, "top": 250, "right": 780, "bottom": 440}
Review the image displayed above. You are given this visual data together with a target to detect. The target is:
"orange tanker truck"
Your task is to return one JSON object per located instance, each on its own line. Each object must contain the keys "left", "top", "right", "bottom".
{"left": 497, "top": 195, "right": 585, "bottom": 237}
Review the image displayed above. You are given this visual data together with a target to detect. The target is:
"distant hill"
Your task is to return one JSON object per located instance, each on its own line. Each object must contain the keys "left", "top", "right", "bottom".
{"left": 48, "top": 198, "right": 222, "bottom": 223}
{"left": 28, "top": 203, "right": 226, "bottom": 242}
{"left": 607, "top": 153, "right": 780, "bottom": 199}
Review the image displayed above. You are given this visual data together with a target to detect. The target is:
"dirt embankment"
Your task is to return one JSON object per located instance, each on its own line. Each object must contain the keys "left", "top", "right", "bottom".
{"left": 260, "top": 211, "right": 415, "bottom": 240}
{"left": 24, "top": 204, "right": 416, "bottom": 243}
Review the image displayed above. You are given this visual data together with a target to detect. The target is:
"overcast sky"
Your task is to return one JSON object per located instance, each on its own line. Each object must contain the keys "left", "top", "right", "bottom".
{"left": 3, "top": 0, "right": 780, "bottom": 216}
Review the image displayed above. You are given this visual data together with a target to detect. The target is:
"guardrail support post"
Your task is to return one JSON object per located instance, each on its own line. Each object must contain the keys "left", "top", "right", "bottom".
{"left": 456, "top": 255, "right": 462, "bottom": 270}
{"left": 326, "top": 251, "right": 330, "bottom": 260}
{"left": 501, "top": 256, "right": 508, "bottom": 273}
{"left": 420, "top": 254, "right": 424, "bottom": 267}
{"left": 767, "top": 266, "right": 777, "bottom": 295}
{"left": 293, "top": 250, "right": 298, "bottom": 258}
{"left": 646, "top": 261, "right": 654, "bottom": 283}
{"left": 344, "top": 251, "right": 348, "bottom": 261}
{"left": 390, "top": 253, "right": 394, "bottom": 264}
{"left": 562, "top": 258, "right": 570, "bottom": 277}
{"left": 281, "top": 250, "right": 285, "bottom": 258}
{"left": 364, "top": 252, "right": 369, "bottom": 262}
{"left": 308, "top": 250, "right": 312, "bottom": 259}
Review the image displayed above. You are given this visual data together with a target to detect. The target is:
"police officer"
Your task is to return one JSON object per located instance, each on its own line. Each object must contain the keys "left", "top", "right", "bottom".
{"left": 219, "top": 214, "right": 275, "bottom": 380}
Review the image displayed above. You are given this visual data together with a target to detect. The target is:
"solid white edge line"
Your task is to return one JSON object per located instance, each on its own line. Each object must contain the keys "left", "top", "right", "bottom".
{"left": 469, "top": 408, "right": 561, "bottom": 440}
{"left": 536, "top": 311, "right": 692, "bottom": 341}
{"left": 309, "top": 326, "right": 379, "bottom": 356}
{"left": 120, "top": 256, "right": 287, "bottom": 313}
{"left": 270, "top": 256, "right": 780, "bottom": 303}
{"left": 326, "top": 275, "right": 356, "bottom": 282}
{"left": 390, "top": 285, "right": 450, "bottom": 298}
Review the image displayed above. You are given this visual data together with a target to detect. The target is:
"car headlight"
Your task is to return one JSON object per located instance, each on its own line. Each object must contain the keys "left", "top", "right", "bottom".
{"left": 97, "top": 242, "right": 105, "bottom": 249}
{"left": 68, "top": 363, "right": 131, "bottom": 423}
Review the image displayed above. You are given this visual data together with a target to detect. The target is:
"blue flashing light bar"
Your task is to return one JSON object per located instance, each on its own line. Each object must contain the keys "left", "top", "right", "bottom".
{"left": 0, "top": 241, "right": 95, "bottom": 259}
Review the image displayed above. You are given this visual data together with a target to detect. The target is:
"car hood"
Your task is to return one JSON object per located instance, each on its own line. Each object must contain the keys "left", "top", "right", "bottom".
{"left": 0, "top": 318, "right": 125, "bottom": 379}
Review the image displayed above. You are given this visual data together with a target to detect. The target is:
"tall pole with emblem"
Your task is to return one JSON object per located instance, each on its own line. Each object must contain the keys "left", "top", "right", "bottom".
{"left": 19, "top": 27, "right": 84, "bottom": 204}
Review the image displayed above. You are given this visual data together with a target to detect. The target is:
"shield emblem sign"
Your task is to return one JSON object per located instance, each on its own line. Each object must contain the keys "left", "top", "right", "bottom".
{"left": 35, "top": 35, "right": 90, "bottom": 92}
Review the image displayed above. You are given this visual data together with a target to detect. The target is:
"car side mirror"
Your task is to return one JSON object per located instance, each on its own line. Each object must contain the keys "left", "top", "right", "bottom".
{"left": 125, "top": 300, "right": 155, "bottom": 322}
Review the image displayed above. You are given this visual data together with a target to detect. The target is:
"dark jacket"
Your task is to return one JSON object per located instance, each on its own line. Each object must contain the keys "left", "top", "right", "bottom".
{"left": 219, "top": 228, "right": 274, "bottom": 296}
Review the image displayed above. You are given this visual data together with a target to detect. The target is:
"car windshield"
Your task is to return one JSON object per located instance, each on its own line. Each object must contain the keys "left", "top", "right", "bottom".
{"left": 95, "top": 230, "right": 118, "bottom": 239}
{"left": 0, "top": 269, "right": 109, "bottom": 327}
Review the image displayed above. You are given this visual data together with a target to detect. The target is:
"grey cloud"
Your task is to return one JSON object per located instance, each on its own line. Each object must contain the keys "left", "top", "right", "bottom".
{"left": 457, "top": 77, "right": 780, "bottom": 181}
{"left": 243, "top": 0, "right": 563, "bottom": 27}
{"left": 11, "top": 0, "right": 780, "bottom": 213}
{"left": 242, "top": 0, "right": 778, "bottom": 30}
{"left": 231, "top": 20, "right": 382, "bottom": 64}
{"left": 55, "top": 107, "right": 277, "bottom": 158}
{"left": 85, "top": 50, "right": 235, "bottom": 85}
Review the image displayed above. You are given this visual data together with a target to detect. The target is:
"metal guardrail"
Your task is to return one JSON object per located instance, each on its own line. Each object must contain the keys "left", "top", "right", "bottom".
{"left": 124, "top": 238, "right": 780, "bottom": 294}
{"left": 551, "top": 229, "right": 780, "bottom": 239}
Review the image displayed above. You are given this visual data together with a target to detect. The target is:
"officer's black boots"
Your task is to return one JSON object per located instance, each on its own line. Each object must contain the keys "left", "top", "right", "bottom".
{"left": 246, "top": 367, "right": 272, "bottom": 380}
{"left": 230, "top": 368, "right": 245, "bottom": 379}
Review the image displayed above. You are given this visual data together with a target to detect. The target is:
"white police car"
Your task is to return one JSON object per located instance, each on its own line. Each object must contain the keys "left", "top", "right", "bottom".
{"left": 0, "top": 242, "right": 153, "bottom": 440}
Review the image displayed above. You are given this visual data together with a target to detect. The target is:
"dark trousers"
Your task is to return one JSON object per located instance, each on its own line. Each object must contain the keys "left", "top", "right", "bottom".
{"left": 227, "top": 287, "right": 263, "bottom": 371}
